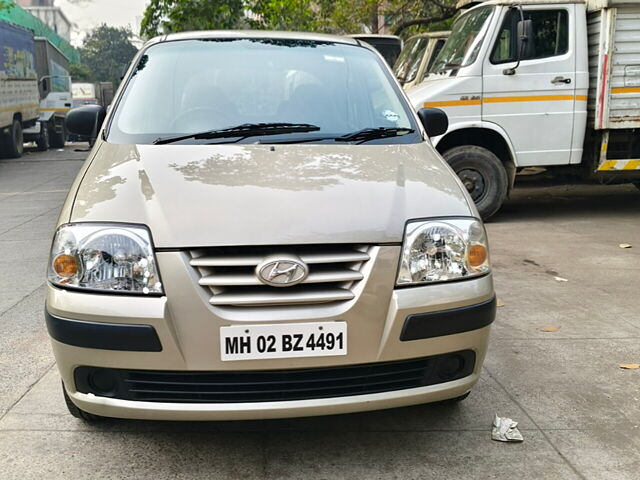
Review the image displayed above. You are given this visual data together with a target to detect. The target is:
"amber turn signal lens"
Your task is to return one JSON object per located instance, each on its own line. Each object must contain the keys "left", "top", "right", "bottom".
{"left": 467, "top": 244, "right": 487, "bottom": 267}
{"left": 53, "top": 254, "right": 78, "bottom": 278}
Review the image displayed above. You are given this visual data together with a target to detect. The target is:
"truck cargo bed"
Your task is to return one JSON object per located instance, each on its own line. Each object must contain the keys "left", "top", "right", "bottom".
{"left": 588, "top": 2, "right": 640, "bottom": 129}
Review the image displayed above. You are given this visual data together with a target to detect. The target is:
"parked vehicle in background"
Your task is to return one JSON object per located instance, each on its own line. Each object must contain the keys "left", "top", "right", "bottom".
{"left": 0, "top": 20, "right": 39, "bottom": 158}
{"left": 393, "top": 31, "right": 450, "bottom": 89}
{"left": 23, "top": 37, "right": 73, "bottom": 150}
{"left": 72, "top": 82, "right": 114, "bottom": 108}
{"left": 350, "top": 34, "right": 403, "bottom": 67}
{"left": 407, "top": 0, "right": 640, "bottom": 219}
{"left": 70, "top": 82, "right": 114, "bottom": 144}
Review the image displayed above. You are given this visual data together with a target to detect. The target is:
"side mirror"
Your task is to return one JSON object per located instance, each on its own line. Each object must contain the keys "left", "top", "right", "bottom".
{"left": 516, "top": 19, "right": 534, "bottom": 60}
{"left": 41, "top": 78, "right": 48, "bottom": 91}
{"left": 417, "top": 108, "right": 448, "bottom": 137}
{"left": 66, "top": 105, "right": 107, "bottom": 138}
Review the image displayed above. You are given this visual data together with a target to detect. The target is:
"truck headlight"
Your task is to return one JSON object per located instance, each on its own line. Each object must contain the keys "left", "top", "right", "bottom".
{"left": 48, "top": 224, "right": 163, "bottom": 294}
{"left": 397, "top": 218, "right": 490, "bottom": 285}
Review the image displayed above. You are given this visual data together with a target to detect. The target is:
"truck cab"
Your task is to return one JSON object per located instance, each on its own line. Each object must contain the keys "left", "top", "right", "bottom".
{"left": 408, "top": 0, "right": 640, "bottom": 218}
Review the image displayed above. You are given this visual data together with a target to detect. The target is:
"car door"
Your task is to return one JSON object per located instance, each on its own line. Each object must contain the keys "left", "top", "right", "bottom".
{"left": 482, "top": 4, "right": 577, "bottom": 167}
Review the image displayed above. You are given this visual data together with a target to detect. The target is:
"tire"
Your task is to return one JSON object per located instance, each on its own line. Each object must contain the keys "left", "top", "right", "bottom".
{"left": 36, "top": 123, "right": 49, "bottom": 151}
{"left": 433, "top": 392, "right": 471, "bottom": 406}
{"left": 443, "top": 145, "right": 509, "bottom": 220}
{"left": 62, "top": 381, "right": 102, "bottom": 422}
{"left": 1, "top": 118, "right": 24, "bottom": 158}
{"left": 49, "top": 120, "right": 67, "bottom": 149}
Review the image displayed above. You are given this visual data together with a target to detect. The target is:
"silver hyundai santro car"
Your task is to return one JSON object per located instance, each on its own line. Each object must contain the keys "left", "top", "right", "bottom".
{"left": 48, "top": 31, "right": 495, "bottom": 421}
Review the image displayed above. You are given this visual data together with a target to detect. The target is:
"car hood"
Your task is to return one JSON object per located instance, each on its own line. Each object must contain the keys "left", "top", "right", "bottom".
{"left": 70, "top": 142, "right": 474, "bottom": 247}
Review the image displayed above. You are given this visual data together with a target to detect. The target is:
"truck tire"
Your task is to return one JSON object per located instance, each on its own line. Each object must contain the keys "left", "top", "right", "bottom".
{"left": 62, "top": 381, "right": 102, "bottom": 422}
{"left": 442, "top": 145, "right": 508, "bottom": 220}
{"left": 49, "top": 120, "right": 67, "bottom": 149}
{"left": 2, "top": 118, "right": 24, "bottom": 158}
{"left": 36, "top": 124, "right": 49, "bottom": 151}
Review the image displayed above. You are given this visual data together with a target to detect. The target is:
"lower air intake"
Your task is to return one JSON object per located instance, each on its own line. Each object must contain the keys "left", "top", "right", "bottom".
{"left": 74, "top": 351, "right": 475, "bottom": 404}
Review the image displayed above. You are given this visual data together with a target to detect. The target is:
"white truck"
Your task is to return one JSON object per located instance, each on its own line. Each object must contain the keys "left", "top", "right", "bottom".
{"left": 0, "top": 20, "right": 40, "bottom": 158}
{"left": 408, "top": 0, "right": 640, "bottom": 218}
{"left": 23, "top": 37, "right": 73, "bottom": 150}
{"left": 393, "top": 31, "right": 450, "bottom": 89}
{"left": 71, "top": 81, "right": 114, "bottom": 109}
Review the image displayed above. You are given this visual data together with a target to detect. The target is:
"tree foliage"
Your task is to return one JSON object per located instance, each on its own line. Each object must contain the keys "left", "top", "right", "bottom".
{"left": 140, "top": 0, "right": 458, "bottom": 39}
{"left": 69, "top": 62, "right": 93, "bottom": 82}
{"left": 140, "top": 0, "right": 246, "bottom": 39}
{"left": 76, "top": 24, "right": 137, "bottom": 86}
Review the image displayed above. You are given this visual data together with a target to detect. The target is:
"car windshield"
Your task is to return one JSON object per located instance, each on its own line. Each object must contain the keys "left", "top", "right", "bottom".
{"left": 429, "top": 6, "right": 494, "bottom": 74}
{"left": 107, "top": 38, "right": 418, "bottom": 145}
{"left": 393, "top": 36, "right": 429, "bottom": 84}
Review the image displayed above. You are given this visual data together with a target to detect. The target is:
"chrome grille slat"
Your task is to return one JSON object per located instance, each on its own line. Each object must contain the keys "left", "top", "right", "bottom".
{"left": 189, "top": 245, "right": 370, "bottom": 307}
{"left": 190, "top": 251, "right": 369, "bottom": 267}
{"left": 208, "top": 289, "right": 355, "bottom": 306}
{"left": 199, "top": 270, "right": 364, "bottom": 287}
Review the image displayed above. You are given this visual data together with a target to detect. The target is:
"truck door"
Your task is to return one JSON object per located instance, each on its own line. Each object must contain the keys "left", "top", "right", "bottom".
{"left": 482, "top": 5, "right": 577, "bottom": 166}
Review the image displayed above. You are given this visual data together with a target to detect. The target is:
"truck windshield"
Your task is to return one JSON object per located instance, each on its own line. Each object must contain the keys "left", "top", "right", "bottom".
{"left": 393, "top": 37, "right": 429, "bottom": 84}
{"left": 107, "top": 38, "right": 418, "bottom": 145}
{"left": 429, "top": 6, "right": 494, "bottom": 74}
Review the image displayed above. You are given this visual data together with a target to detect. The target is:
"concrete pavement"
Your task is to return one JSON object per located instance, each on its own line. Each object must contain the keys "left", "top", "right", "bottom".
{"left": 0, "top": 146, "right": 638, "bottom": 479}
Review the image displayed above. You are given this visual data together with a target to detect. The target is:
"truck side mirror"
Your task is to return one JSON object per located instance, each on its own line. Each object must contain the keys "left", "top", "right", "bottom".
{"left": 516, "top": 19, "right": 534, "bottom": 60}
{"left": 41, "top": 78, "right": 48, "bottom": 91}
{"left": 66, "top": 105, "right": 107, "bottom": 138}
{"left": 417, "top": 108, "right": 448, "bottom": 137}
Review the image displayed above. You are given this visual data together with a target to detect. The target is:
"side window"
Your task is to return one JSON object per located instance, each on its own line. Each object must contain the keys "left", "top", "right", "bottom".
{"left": 426, "top": 40, "right": 446, "bottom": 73}
{"left": 490, "top": 9, "right": 568, "bottom": 64}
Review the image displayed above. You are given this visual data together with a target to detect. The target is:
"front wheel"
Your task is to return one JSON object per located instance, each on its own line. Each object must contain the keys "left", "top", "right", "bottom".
{"left": 36, "top": 123, "right": 49, "bottom": 151}
{"left": 62, "top": 381, "right": 102, "bottom": 422}
{"left": 49, "top": 120, "right": 67, "bottom": 149}
{"left": 442, "top": 145, "right": 508, "bottom": 220}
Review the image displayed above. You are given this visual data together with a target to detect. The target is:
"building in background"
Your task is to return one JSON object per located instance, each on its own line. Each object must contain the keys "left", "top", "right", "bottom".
{"left": 16, "top": 0, "right": 71, "bottom": 41}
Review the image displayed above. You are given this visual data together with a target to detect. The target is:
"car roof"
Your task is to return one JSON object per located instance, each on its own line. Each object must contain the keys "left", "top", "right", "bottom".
{"left": 157, "top": 30, "right": 360, "bottom": 46}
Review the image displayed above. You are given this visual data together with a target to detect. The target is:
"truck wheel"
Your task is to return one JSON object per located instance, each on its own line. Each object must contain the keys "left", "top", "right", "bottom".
{"left": 2, "top": 118, "right": 24, "bottom": 158}
{"left": 49, "top": 120, "right": 67, "bottom": 149}
{"left": 62, "top": 381, "right": 102, "bottom": 422}
{"left": 443, "top": 145, "right": 508, "bottom": 220}
{"left": 36, "top": 124, "right": 49, "bottom": 151}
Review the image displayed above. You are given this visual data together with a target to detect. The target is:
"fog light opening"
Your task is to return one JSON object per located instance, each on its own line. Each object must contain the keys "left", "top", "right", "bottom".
{"left": 436, "top": 354, "right": 465, "bottom": 381}
{"left": 88, "top": 369, "right": 117, "bottom": 396}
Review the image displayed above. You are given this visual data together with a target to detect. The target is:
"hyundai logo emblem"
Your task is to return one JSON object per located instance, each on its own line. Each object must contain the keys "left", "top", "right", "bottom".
{"left": 256, "top": 256, "right": 309, "bottom": 287}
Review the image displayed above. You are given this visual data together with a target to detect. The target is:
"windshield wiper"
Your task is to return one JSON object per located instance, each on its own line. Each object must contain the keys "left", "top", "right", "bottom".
{"left": 153, "top": 123, "right": 320, "bottom": 145}
{"left": 336, "top": 127, "right": 414, "bottom": 144}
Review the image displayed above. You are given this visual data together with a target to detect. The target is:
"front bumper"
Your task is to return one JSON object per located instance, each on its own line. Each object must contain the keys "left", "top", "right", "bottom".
{"left": 65, "top": 372, "right": 481, "bottom": 421}
{"left": 47, "top": 247, "right": 494, "bottom": 420}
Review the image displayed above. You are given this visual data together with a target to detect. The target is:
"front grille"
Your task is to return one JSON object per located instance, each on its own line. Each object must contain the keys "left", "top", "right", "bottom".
{"left": 189, "top": 244, "right": 370, "bottom": 307}
{"left": 74, "top": 351, "right": 475, "bottom": 404}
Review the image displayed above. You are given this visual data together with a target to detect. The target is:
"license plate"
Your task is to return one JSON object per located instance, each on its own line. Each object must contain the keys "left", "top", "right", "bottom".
{"left": 220, "top": 322, "right": 347, "bottom": 361}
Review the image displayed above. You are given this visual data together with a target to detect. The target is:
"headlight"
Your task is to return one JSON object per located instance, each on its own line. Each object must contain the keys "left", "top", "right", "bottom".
{"left": 397, "top": 218, "right": 490, "bottom": 285}
{"left": 48, "top": 224, "right": 163, "bottom": 294}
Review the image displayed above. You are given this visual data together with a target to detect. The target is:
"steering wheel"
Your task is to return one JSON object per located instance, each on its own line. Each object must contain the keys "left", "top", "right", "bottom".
{"left": 171, "top": 107, "right": 235, "bottom": 132}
